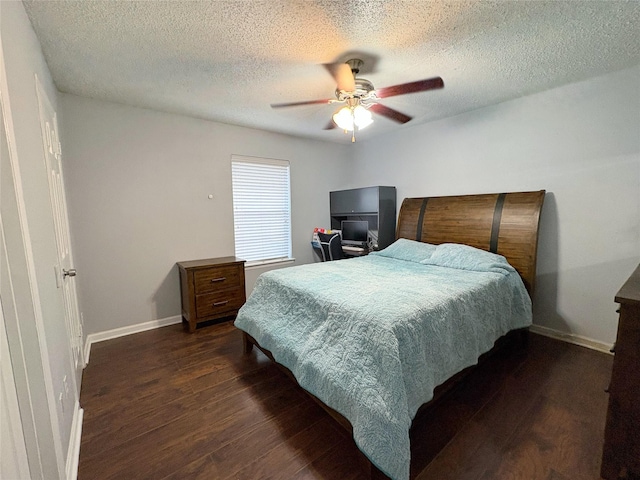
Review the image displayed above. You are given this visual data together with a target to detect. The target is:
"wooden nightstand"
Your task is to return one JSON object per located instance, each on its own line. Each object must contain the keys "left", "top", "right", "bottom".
{"left": 177, "top": 257, "right": 246, "bottom": 332}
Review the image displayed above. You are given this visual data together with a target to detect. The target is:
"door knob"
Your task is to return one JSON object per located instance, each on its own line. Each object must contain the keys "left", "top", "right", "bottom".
{"left": 63, "top": 268, "right": 77, "bottom": 278}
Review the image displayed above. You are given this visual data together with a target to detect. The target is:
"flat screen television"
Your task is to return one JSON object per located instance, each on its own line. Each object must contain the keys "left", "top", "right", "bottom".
{"left": 341, "top": 220, "right": 368, "bottom": 246}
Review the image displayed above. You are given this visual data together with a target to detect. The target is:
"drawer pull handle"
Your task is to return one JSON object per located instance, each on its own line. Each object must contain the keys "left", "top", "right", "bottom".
{"left": 213, "top": 301, "right": 229, "bottom": 307}
{"left": 210, "top": 277, "right": 226, "bottom": 283}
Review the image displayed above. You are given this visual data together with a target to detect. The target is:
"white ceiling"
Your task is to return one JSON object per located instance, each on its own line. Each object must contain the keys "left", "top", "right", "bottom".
{"left": 23, "top": 0, "right": 640, "bottom": 144}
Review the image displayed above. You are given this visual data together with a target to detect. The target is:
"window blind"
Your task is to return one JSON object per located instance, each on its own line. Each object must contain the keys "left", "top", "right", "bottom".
{"left": 231, "top": 156, "right": 292, "bottom": 264}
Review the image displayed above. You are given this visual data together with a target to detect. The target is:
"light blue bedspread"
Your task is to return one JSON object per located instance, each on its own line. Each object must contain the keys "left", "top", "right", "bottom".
{"left": 234, "top": 240, "right": 532, "bottom": 480}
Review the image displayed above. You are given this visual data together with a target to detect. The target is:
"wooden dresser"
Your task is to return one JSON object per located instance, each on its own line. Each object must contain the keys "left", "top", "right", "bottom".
{"left": 601, "top": 263, "right": 640, "bottom": 480}
{"left": 177, "top": 257, "right": 246, "bottom": 332}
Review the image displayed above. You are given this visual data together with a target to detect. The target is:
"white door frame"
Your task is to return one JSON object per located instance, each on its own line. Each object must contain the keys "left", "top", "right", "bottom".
{"left": 0, "top": 37, "right": 65, "bottom": 480}
{"left": 1, "top": 78, "right": 30, "bottom": 478}
{"left": 1, "top": 291, "right": 31, "bottom": 479}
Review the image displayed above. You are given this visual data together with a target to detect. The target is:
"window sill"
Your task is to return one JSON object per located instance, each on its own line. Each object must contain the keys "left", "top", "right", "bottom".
{"left": 245, "top": 258, "right": 296, "bottom": 269}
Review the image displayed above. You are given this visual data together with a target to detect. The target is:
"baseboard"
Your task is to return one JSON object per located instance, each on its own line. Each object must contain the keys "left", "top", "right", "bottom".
{"left": 84, "top": 315, "right": 182, "bottom": 365}
{"left": 65, "top": 402, "right": 83, "bottom": 480}
{"left": 83, "top": 337, "right": 91, "bottom": 367}
{"left": 529, "top": 324, "right": 613, "bottom": 354}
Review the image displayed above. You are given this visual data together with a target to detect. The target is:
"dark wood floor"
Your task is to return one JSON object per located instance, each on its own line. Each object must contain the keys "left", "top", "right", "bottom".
{"left": 78, "top": 320, "right": 613, "bottom": 480}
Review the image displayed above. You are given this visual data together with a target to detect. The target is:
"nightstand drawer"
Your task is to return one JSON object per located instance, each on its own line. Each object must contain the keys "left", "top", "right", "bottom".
{"left": 194, "top": 265, "right": 242, "bottom": 294}
{"left": 196, "top": 290, "right": 245, "bottom": 318}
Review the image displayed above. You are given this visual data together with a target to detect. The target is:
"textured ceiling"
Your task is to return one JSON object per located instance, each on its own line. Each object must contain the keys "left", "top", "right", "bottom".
{"left": 23, "top": 0, "right": 640, "bottom": 144}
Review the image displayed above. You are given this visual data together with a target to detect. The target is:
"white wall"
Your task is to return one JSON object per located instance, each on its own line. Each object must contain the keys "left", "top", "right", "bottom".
{"left": 61, "top": 68, "right": 639, "bottom": 347}
{"left": 351, "top": 66, "right": 640, "bottom": 345}
{"left": 1, "top": 1, "right": 79, "bottom": 477}
{"left": 59, "top": 93, "right": 352, "bottom": 335}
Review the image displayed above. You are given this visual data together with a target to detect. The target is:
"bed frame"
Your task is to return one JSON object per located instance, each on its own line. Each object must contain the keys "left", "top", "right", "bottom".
{"left": 242, "top": 189, "right": 545, "bottom": 479}
{"left": 396, "top": 190, "right": 545, "bottom": 296}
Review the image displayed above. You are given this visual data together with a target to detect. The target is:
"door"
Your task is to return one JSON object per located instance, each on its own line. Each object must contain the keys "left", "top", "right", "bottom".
{"left": 1, "top": 299, "right": 31, "bottom": 480}
{"left": 35, "top": 78, "right": 84, "bottom": 387}
{"left": 1, "top": 85, "right": 31, "bottom": 480}
{"left": 2, "top": 80, "right": 54, "bottom": 479}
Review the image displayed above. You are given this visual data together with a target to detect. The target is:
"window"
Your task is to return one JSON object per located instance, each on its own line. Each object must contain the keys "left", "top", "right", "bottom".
{"left": 231, "top": 155, "right": 292, "bottom": 265}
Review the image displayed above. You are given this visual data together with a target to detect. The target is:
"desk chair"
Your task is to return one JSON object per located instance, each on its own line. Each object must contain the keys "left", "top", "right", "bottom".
{"left": 318, "top": 232, "right": 345, "bottom": 261}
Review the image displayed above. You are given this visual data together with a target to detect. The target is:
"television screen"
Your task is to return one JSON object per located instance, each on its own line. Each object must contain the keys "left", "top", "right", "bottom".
{"left": 341, "top": 220, "right": 368, "bottom": 245}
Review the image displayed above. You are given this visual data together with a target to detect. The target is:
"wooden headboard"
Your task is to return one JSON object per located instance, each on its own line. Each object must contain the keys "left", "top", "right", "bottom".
{"left": 396, "top": 190, "right": 545, "bottom": 295}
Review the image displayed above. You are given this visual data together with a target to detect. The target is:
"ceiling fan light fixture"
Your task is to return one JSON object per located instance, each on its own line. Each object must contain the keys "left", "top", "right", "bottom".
{"left": 353, "top": 105, "right": 373, "bottom": 129}
{"left": 332, "top": 104, "right": 373, "bottom": 132}
{"left": 332, "top": 106, "right": 354, "bottom": 131}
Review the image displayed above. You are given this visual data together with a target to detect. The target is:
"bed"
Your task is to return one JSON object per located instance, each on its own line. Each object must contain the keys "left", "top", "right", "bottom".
{"left": 234, "top": 190, "right": 545, "bottom": 480}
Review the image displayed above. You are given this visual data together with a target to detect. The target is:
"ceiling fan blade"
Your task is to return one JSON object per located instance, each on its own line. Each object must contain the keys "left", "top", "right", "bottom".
{"left": 375, "top": 77, "right": 444, "bottom": 99}
{"left": 323, "top": 63, "right": 356, "bottom": 92}
{"left": 369, "top": 103, "right": 412, "bottom": 124}
{"left": 270, "top": 98, "right": 331, "bottom": 108}
{"left": 323, "top": 119, "right": 336, "bottom": 130}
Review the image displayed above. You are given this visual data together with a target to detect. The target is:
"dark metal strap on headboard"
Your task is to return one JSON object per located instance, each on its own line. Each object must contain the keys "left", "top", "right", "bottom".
{"left": 489, "top": 193, "right": 507, "bottom": 253}
{"left": 416, "top": 198, "right": 429, "bottom": 241}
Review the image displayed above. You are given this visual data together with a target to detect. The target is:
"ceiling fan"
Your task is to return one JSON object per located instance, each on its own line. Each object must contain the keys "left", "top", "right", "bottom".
{"left": 271, "top": 59, "right": 444, "bottom": 142}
